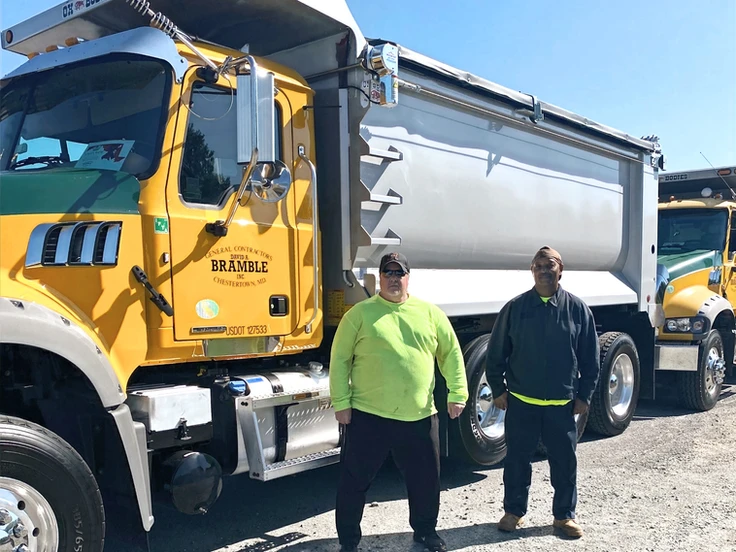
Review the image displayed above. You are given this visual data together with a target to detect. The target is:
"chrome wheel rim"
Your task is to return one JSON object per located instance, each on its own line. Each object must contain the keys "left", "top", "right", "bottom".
{"left": 704, "top": 346, "right": 723, "bottom": 398}
{"left": 476, "top": 373, "right": 505, "bottom": 439}
{"left": 609, "top": 353, "right": 635, "bottom": 419}
{"left": 0, "top": 477, "right": 59, "bottom": 552}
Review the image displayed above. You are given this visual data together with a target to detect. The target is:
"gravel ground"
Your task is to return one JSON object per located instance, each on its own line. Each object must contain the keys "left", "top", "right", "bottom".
{"left": 108, "top": 384, "right": 736, "bottom": 552}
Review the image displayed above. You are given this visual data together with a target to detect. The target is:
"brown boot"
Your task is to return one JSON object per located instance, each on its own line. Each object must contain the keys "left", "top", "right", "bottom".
{"left": 498, "top": 513, "right": 524, "bottom": 532}
{"left": 553, "top": 518, "right": 583, "bottom": 538}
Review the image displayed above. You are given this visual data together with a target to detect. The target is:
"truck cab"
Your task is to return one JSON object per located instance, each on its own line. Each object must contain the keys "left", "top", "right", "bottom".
{"left": 657, "top": 166, "right": 736, "bottom": 410}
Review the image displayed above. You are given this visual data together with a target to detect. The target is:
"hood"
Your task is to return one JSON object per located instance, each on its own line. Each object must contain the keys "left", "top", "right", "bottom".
{"left": 657, "top": 250, "right": 721, "bottom": 282}
{"left": 0, "top": 168, "right": 140, "bottom": 215}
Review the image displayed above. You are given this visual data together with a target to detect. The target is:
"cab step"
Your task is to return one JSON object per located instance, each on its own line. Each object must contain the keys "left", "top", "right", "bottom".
{"left": 236, "top": 384, "right": 340, "bottom": 481}
{"left": 251, "top": 448, "right": 341, "bottom": 481}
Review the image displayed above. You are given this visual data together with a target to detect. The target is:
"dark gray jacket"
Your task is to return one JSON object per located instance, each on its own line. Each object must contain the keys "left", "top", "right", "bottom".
{"left": 485, "top": 286, "right": 600, "bottom": 404}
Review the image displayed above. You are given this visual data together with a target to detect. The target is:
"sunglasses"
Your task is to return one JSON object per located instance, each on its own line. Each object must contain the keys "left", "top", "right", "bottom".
{"left": 381, "top": 269, "right": 407, "bottom": 277}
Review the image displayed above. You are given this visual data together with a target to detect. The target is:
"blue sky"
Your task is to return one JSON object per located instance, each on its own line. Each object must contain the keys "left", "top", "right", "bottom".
{"left": 2, "top": 0, "right": 733, "bottom": 172}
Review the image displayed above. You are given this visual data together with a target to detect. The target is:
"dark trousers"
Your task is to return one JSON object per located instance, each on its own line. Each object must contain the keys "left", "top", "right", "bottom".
{"left": 503, "top": 393, "right": 578, "bottom": 520}
{"left": 336, "top": 409, "right": 440, "bottom": 547}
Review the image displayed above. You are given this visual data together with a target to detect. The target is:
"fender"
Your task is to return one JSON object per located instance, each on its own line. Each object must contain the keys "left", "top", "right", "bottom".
{"left": 696, "top": 292, "right": 734, "bottom": 326}
{"left": 0, "top": 296, "right": 154, "bottom": 531}
{"left": 665, "top": 285, "right": 733, "bottom": 327}
{"left": 0, "top": 297, "right": 124, "bottom": 407}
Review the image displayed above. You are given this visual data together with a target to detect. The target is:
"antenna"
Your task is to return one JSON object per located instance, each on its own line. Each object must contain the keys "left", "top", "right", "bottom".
{"left": 700, "top": 152, "right": 736, "bottom": 199}
{"left": 125, "top": 0, "right": 218, "bottom": 73}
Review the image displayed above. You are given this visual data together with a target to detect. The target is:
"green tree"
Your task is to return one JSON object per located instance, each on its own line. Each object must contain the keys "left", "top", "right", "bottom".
{"left": 181, "top": 125, "right": 231, "bottom": 203}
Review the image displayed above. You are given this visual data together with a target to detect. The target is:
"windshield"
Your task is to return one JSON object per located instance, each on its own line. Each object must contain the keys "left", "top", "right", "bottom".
{"left": 0, "top": 56, "right": 170, "bottom": 178}
{"left": 658, "top": 209, "right": 728, "bottom": 254}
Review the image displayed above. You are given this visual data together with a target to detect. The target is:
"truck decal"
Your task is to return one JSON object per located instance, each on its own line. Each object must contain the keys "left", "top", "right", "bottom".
{"left": 62, "top": 0, "right": 102, "bottom": 19}
{"left": 195, "top": 299, "right": 220, "bottom": 320}
{"left": 205, "top": 246, "right": 273, "bottom": 287}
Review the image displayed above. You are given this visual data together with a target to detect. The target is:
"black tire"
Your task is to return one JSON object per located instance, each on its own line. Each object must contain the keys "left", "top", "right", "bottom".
{"left": 588, "top": 332, "right": 641, "bottom": 436}
{"left": 679, "top": 330, "right": 724, "bottom": 411}
{"left": 453, "top": 334, "right": 507, "bottom": 466}
{"left": 0, "top": 415, "right": 105, "bottom": 552}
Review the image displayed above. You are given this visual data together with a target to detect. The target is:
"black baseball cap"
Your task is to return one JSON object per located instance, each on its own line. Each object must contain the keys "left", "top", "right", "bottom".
{"left": 379, "top": 252, "right": 410, "bottom": 273}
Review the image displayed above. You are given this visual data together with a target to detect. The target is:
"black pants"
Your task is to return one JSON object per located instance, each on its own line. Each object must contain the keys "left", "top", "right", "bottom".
{"left": 503, "top": 393, "right": 578, "bottom": 520}
{"left": 336, "top": 409, "right": 440, "bottom": 547}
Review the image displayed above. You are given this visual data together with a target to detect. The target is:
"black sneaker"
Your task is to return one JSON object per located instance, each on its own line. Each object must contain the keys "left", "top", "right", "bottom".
{"left": 413, "top": 531, "right": 447, "bottom": 552}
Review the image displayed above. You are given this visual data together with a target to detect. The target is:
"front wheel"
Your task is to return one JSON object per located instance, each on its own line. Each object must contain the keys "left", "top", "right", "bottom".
{"left": 453, "top": 334, "right": 507, "bottom": 466}
{"left": 679, "top": 330, "right": 725, "bottom": 411}
{"left": 0, "top": 415, "right": 105, "bottom": 552}
{"left": 588, "top": 332, "right": 641, "bottom": 436}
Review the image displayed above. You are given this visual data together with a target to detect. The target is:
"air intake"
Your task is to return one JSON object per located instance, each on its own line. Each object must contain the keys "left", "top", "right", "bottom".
{"left": 26, "top": 222, "right": 122, "bottom": 268}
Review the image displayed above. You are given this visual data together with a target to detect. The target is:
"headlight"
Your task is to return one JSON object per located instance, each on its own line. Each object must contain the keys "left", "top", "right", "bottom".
{"left": 663, "top": 316, "right": 709, "bottom": 334}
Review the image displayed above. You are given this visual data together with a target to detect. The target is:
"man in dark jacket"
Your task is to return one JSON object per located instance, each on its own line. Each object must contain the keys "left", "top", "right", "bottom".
{"left": 486, "top": 246, "right": 600, "bottom": 538}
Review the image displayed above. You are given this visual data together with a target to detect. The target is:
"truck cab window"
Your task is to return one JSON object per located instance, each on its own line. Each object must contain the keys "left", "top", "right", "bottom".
{"left": 0, "top": 58, "right": 168, "bottom": 177}
{"left": 180, "top": 83, "right": 282, "bottom": 206}
{"left": 729, "top": 212, "right": 736, "bottom": 260}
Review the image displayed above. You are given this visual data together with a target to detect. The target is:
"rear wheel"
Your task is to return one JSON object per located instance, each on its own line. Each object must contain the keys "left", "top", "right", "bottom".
{"left": 453, "top": 334, "right": 507, "bottom": 466}
{"left": 0, "top": 415, "right": 105, "bottom": 552}
{"left": 679, "top": 330, "right": 724, "bottom": 411}
{"left": 588, "top": 332, "right": 641, "bottom": 436}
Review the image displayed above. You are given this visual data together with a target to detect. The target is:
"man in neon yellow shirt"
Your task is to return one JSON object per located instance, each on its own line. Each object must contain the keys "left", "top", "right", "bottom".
{"left": 486, "top": 246, "right": 600, "bottom": 539}
{"left": 329, "top": 252, "right": 468, "bottom": 552}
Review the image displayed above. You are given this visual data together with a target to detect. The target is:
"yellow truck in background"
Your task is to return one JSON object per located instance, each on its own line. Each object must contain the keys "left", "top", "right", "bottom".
{"left": 657, "top": 166, "right": 736, "bottom": 409}
{"left": 0, "top": 1, "right": 729, "bottom": 551}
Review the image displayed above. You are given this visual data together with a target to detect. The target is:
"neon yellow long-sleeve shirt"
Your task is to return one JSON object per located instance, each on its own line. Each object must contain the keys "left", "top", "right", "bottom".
{"left": 329, "top": 294, "right": 469, "bottom": 421}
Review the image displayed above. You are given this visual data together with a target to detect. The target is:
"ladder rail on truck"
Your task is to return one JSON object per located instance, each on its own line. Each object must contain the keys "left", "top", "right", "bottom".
{"left": 656, "top": 165, "right": 736, "bottom": 410}
{"left": 0, "top": 1, "right": 692, "bottom": 550}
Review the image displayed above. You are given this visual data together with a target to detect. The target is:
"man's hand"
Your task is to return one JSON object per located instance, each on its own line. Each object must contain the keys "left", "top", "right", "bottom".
{"left": 573, "top": 399, "right": 589, "bottom": 416}
{"left": 335, "top": 408, "right": 352, "bottom": 425}
{"left": 493, "top": 391, "right": 508, "bottom": 410}
{"left": 448, "top": 402, "right": 465, "bottom": 419}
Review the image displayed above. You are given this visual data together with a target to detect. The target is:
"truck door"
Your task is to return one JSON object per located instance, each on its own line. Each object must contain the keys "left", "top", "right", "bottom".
{"left": 165, "top": 75, "right": 299, "bottom": 345}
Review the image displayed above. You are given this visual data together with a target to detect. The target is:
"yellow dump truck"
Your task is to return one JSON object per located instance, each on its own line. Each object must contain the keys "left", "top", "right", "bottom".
{"left": 0, "top": 1, "right": 705, "bottom": 551}
{"left": 657, "top": 165, "right": 736, "bottom": 410}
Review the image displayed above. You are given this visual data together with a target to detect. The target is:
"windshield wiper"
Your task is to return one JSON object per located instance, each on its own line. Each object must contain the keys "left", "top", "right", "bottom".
{"left": 9, "top": 155, "right": 66, "bottom": 170}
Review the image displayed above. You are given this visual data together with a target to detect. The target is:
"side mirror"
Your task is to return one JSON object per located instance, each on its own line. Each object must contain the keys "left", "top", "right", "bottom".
{"left": 207, "top": 59, "right": 280, "bottom": 238}
{"left": 247, "top": 160, "right": 292, "bottom": 203}
{"left": 708, "top": 267, "right": 722, "bottom": 287}
{"left": 237, "top": 61, "right": 275, "bottom": 164}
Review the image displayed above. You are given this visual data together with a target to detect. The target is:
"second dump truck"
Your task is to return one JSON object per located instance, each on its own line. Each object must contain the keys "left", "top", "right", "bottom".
{"left": 656, "top": 165, "right": 736, "bottom": 410}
